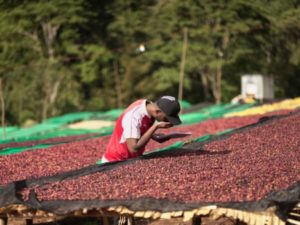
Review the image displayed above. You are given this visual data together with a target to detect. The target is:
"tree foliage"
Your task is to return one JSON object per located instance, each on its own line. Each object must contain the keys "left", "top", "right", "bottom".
{"left": 0, "top": 0, "right": 299, "bottom": 125}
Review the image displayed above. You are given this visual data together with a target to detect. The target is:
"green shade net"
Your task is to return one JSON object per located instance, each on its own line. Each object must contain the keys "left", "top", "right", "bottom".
{"left": 1, "top": 123, "right": 63, "bottom": 142}
{"left": 0, "top": 126, "right": 114, "bottom": 156}
{"left": 0, "top": 110, "right": 122, "bottom": 143}
{"left": 0, "top": 126, "right": 19, "bottom": 133}
{"left": 180, "top": 103, "right": 255, "bottom": 124}
{"left": 0, "top": 126, "right": 19, "bottom": 139}
{"left": 179, "top": 100, "right": 192, "bottom": 109}
{"left": 44, "top": 112, "right": 98, "bottom": 124}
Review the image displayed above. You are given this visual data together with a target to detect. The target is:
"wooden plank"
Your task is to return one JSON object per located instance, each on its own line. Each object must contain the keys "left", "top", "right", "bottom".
{"left": 0, "top": 218, "right": 6, "bottom": 225}
{"left": 6, "top": 218, "right": 27, "bottom": 225}
{"left": 200, "top": 216, "right": 242, "bottom": 225}
{"left": 102, "top": 216, "right": 109, "bottom": 225}
{"left": 148, "top": 218, "right": 193, "bottom": 225}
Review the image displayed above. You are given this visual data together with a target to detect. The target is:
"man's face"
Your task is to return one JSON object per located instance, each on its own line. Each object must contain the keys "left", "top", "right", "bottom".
{"left": 154, "top": 109, "right": 168, "bottom": 122}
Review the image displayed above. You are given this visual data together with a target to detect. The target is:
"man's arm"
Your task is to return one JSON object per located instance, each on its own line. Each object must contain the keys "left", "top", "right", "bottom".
{"left": 152, "top": 131, "right": 193, "bottom": 143}
{"left": 127, "top": 122, "right": 172, "bottom": 153}
{"left": 151, "top": 133, "right": 170, "bottom": 143}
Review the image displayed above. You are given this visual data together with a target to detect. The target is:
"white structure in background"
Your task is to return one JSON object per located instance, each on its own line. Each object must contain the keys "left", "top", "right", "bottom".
{"left": 241, "top": 74, "right": 274, "bottom": 100}
{"left": 138, "top": 44, "right": 146, "bottom": 53}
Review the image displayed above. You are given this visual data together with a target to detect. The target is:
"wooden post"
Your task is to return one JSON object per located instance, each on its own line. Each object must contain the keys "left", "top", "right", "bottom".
{"left": 6, "top": 218, "right": 26, "bottom": 225}
{"left": 118, "top": 216, "right": 127, "bottom": 225}
{"left": 127, "top": 216, "right": 134, "bottom": 225}
{"left": 192, "top": 216, "right": 201, "bottom": 225}
{"left": 102, "top": 215, "right": 109, "bottom": 225}
{"left": 148, "top": 218, "right": 193, "bottom": 225}
{"left": 0, "top": 218, "right": 6, "bottom": 225}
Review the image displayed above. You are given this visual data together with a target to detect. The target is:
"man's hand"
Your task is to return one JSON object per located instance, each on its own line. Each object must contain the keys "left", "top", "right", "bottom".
{"left": 152, "top": 133, "right": 170, "bottom": 143}
{"left": 126, "top": 122, "right": 172, "bottom": 153}
{"left": 155, "top": 121, "right": 173, "bottom": 129}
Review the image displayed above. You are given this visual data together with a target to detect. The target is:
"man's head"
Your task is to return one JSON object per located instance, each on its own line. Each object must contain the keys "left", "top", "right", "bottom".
{"left": 152, "top": 96, "right": 181, "bottom": 125}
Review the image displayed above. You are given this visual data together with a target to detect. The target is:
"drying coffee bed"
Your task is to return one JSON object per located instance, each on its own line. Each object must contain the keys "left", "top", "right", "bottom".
{"left": 0, "top": 136, "right": 111, "bottom": 186}
{"left": 19, "top": 111, "right": 299, "bottom": 206}
{"left": 145, "top": 109, "right": 293, "bottom": 151}
{"left": 0, "top": 110, "right": 295, "bottom": 187}
{"left": 1, "top": 111, "right": 295, "bottom": 213}
{"left": 0, "top": 111, "right": 298, "bottom": 225}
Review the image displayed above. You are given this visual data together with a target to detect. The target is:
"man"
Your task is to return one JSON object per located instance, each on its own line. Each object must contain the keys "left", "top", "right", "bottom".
{"left": 101, "top": 96, "right": 181, "bottom": 163}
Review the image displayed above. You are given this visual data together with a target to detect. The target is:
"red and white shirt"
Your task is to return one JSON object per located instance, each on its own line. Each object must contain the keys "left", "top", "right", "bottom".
{"left": 102, "top": 99, "right": 154, "bottom": 162}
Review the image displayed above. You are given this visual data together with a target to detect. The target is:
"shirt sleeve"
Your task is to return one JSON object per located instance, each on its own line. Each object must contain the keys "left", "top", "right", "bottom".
{"left": 122, "top": 111, "right": 141, "bottom": 139}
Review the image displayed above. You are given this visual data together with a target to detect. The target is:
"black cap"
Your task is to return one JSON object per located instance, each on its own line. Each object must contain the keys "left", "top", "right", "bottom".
{"left": 156, "top": 96, "right": 181, "bottom": 125}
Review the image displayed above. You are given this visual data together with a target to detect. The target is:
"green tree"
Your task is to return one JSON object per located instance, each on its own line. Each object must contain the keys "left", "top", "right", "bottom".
{"left": 0, "top": 0, "right": 94, "bottom": 123}
{"left": 0, "top": 0, "right": 299, "bottom": 126}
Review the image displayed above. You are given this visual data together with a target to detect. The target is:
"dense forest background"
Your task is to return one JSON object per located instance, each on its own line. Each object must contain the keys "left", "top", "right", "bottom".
{"left": 0, "top": 0, "right": 300, "bottom": 125}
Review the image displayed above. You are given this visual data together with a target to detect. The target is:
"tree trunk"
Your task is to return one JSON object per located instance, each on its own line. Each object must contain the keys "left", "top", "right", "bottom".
{"left": 207, "top": 66, "right": 222, "bottom": 104}
{"left": 210, "top": 21, "right": 230, "bottom": 104}
{"left": 42, "top": 22, "right": 59, "bottom": 60}
{"left": 42, "top": 83, "right": 50, "bottom": 120}
{"left": 200, "top": 71, "right": 210, "bottom": 101}
{"left": 41, "top": 22, "right": 60, "bottom": 120}
{"left": 209, "top": 57, "right": 222, "bottom": 104}
{"left": 49, "top": 79, "right": 62, "bottom": 104}
{"left": 213, "top": 28, "right": 229, "bottom": 104}
{"left": 42, "top": 67, "right": 64, "bottom": 120}
{"left": 215, "top": 53, "right": 223, "bottom": 104}
{"left": 114, "top": 60, "right": 123, "bottom": 108}
{"left": 210, "top": 71, "right": 219, "bottom": 104}
{"left": 178, "top": 27, "right": 188, "bottom": 102}
{"left": 0, "top": 78, "right": 6, "bottom": 138}
{"left": 49, "top": 78, "right": 63, "bottom": 116}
